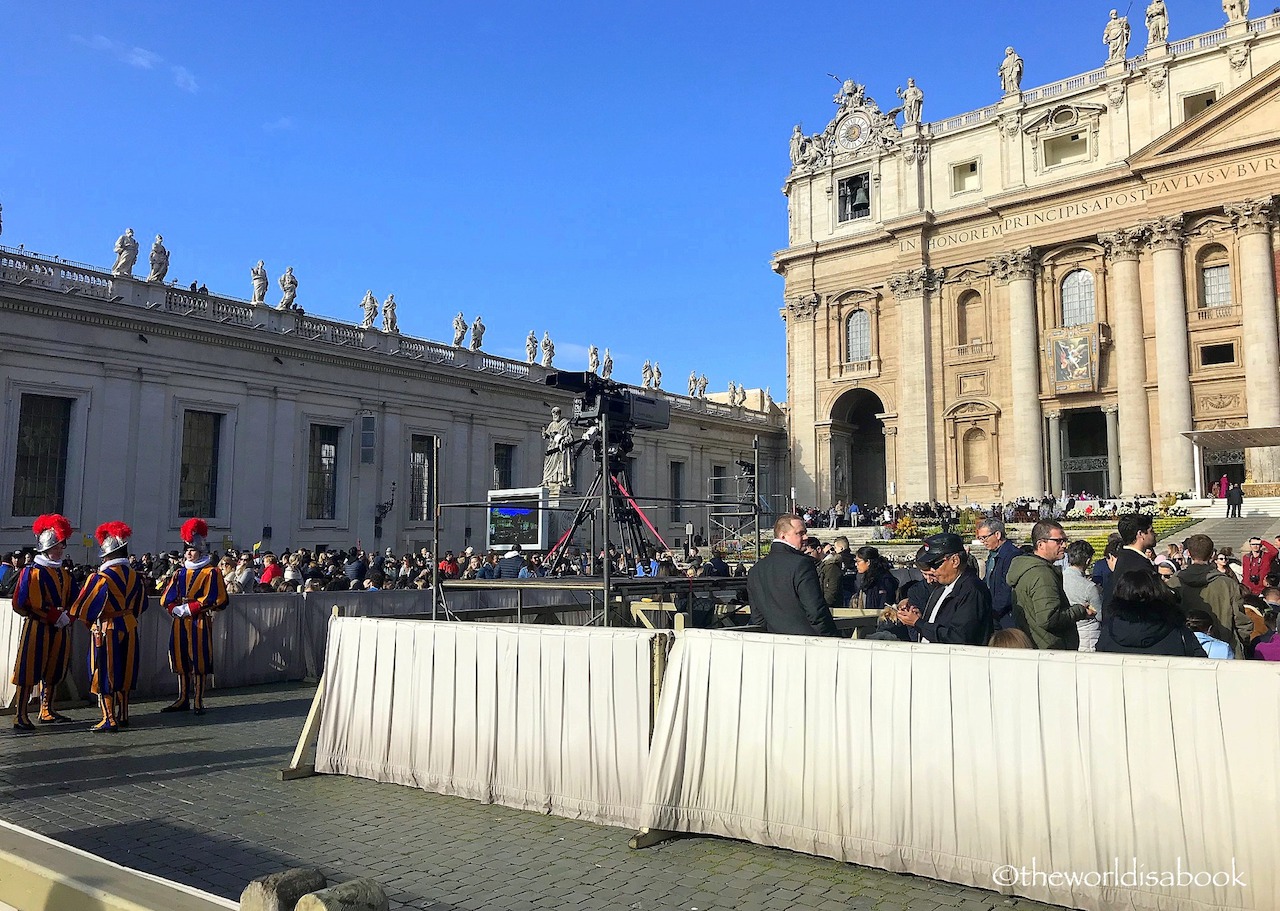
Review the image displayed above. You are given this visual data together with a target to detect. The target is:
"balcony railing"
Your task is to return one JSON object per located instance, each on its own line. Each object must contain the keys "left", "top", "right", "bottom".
{"left": 950, "top": 341, "right": 993, "bottom": 359}
{"left": 1194, "top": 304, "right": 1241, "bottom": 321}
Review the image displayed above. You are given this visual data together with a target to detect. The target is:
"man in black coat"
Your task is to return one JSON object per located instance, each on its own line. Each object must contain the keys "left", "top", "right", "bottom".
{"left": 1107, "top": 513, "right": 1160, "bottom": 610}
{"left": 898, "top": 533, "right": 993, "bottom": 645}
{"left": 747, "top": 516, "right": 840, "bottom": 637}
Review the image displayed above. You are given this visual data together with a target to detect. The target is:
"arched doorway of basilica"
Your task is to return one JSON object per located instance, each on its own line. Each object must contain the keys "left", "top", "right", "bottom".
{"left": 829, "top": 388, "right": 887, "bottom": 508}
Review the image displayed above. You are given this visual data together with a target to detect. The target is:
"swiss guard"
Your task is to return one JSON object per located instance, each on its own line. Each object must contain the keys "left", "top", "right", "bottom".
{"left": 69, "top": 522, "right": 148, "bottom": 732}
{"left": 160, "top": 518, "right": 228, "bottom": 715}
{"left": 10, "top": 514, "right": 75, "bottom": 731}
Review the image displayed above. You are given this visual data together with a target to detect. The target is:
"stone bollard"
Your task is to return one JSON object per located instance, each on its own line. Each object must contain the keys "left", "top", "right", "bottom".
{"left": 294, "top": 878, "right": 389, "bottom": 911}
{"left": 240, "top": 868, "right": 327, "bottom": 911}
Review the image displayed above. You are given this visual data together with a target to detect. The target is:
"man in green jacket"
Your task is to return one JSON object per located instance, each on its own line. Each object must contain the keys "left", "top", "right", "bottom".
{"left": 1177, "top": 533, "right": 1251, "bottom": 657}
{"left": 1008, "top": 520, "right": 1095, "bottom": 649}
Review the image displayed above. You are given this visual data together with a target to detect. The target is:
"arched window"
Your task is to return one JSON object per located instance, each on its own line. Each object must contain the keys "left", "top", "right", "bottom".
{"left": 847, "top": 309, "right": 871, "bottom": 362}
{"left": 1061, "top": 270, "right": 1096, "bottom": 327}
{"left": 962, "top": 427, "right": 990, "bottom": 484}
{"left": 1198, "top": 245, "right": 1232, "bottom": 309}
{"left": 956, "top": 290, "right": 985, "bottom": 345}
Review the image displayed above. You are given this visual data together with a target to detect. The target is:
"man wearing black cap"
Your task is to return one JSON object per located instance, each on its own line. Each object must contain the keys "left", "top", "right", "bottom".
{"left": 897, "top": 533, "right": 993, "bottom": 645}
{"left": 747, "top": 515, "right": 840, "bottom": 637}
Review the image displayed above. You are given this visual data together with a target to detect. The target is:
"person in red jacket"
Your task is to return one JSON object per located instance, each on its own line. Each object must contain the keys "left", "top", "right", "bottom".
{"left": 258, "top": 552, "right": 283, "bottom": 587}
{"left": 1241, "top": 536, "right": 1277, "bottom": 596}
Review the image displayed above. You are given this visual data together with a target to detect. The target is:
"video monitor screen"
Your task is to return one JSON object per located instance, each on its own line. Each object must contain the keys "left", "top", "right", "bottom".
{"left": 486, "top": 488, "right": 547, "bottom": 550}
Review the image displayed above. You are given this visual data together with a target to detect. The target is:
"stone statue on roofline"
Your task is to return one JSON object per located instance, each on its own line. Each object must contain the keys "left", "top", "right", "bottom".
{"left": 697, "top": 374, "right": 708, "bottom": 398}
{"left": 1223, "top": 0, "right": 1249, "bottom": 24}
{"left": 999, "top": 47, "right": 1023, "bottom": 95}
{"left": 526, "top": 330, "right": 538, "bottom": 363}
{"left": 146, "top": 235, "right": 169, "bottom": 283}
{"left": 601, "top": 348, "right": 613, "bottom": 379}
{"left": 541, "top": 332, "right": 554, "bottom": 367}
{"left": 1103, "top": 9, "right": 1131, "bottom": 64}
{"left": 641, "top": 360, "right": 653, "bottom": 388}
{"left": 251, "top": 261, "right": 268, "bottom": 303}
{"left": 452, "top": 311, "right": 467, "bottom": 347}
{"left": 688, "top": 371, "right": 697, "bottom": 396}
{"left": 359, "top": 290, "right": 378, "bottom": 329}
{"left": 897, "top": 79, "right": 924, "bottom": 126}
{"left": 588, "top": 344, "right": 599, "bottom": 374}
{"left": 469, "top": 315, "right": 485, "bottom": 350}
{"left": 382, "top": 294, "right": 398, "bottom": 333}
{"left": 1146, "top": 0, "right": 1169, "bottom": 44}
{"left": 112, "top": 228, "right": 138, "bottom": 277}
{"left": 277, "top": 267, "right": 298, "bottom": 310}
{"left": 653, "top": 362, "right": 662, "bottom": 389}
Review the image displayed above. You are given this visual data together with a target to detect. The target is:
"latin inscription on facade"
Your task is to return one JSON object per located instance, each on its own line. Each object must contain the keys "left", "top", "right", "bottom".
{"left": 899, "top": 154, "right": 1280, "bottom": 254}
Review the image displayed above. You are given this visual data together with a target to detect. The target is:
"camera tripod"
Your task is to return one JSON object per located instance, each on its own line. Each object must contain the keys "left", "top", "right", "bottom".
{"left": 546, "top": 451, "right": 655, "bottom": 578}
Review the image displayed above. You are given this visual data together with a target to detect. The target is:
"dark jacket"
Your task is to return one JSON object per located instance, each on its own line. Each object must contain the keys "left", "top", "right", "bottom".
{"left": 1106, "top": 548, "right": 1159, "bottom": 609}
{"left": 857, "top": 567, "right": 898, "bottom": 614}
{"left": 1097, "top": 597, "right": 1207, "bottom": 657}
{"left": 1177, "top": 562, "right": 1251, "bottom": 656}
{"left": 496, "top": 553, "right": 525, "bottom": 579}
{"left": 1008, "top": 554, "right": 1089, "bottom": 649}
{"left": 747, "top": 541, "right": 840, "bottom": 637}
{"left": 704, "top": 556, "right": 731, "bottom": 577}
{"left": 984, "top": 540, "right": 1022, "bottom": 630}
{"left": 911, "top": 569, "right": 993, "bottom": 646}
{"left": 818, "top": 556, "right": 843, "bottom": 611}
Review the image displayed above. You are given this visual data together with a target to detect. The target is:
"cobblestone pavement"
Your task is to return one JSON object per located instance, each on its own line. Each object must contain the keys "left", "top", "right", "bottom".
{"left": 0, "top": 684, "right": 1065, "bottom": 911}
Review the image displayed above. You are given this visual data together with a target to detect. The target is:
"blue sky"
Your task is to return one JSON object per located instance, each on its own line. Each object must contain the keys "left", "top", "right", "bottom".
{"left": 2, "top": 2, "right": 1233, "bottom": 398}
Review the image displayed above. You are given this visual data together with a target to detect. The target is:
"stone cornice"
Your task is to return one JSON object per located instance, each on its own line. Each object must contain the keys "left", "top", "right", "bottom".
{"left": 1098, "top": 227, "right": 1146, "bottom": 262}
{"left": 1225, "top": 197, "right": 1276, "bottom": 236}
{"left": 986, "top": 248, "right": 1037, "bottom": 284}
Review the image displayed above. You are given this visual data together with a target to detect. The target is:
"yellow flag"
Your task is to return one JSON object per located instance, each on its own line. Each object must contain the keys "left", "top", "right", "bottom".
{"left": 82, "top": 534, "right": 93, "bottom": 547}
{"left": 253, "top": 541, "right": 263, "bottom": 552}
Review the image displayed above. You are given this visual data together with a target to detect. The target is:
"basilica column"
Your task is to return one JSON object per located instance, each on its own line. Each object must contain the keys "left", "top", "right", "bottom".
{"left": 1100, "top": 229, "right": 1154, "bottom": 495}
{"left": 888, "top": 267, "right": 943, "bottom": 502}
{"left": 989, "top": 248, "right": 1044, "bottom": 496}
{"left": 1146, "top": 217, "right": 1195, "bottom": 493}
{"left": 1226, "top": 198, "right": 1280, "bottom": 481}
{"left": 1103, "top": 405, "right": 1122, "bottom": 497}
{"left": 1047, "top": 411, "right": 1063, "bottom": 496}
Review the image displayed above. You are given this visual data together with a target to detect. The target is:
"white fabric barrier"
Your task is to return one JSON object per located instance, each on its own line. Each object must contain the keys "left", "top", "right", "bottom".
{"left": 315, "top": 617, "right": 663, "bottom": 827}
{"left": 640, "top": 630, "right": 1278, "bottom": 911}
{"left": 0, "top": 602, "right": 21, "bottom": 707}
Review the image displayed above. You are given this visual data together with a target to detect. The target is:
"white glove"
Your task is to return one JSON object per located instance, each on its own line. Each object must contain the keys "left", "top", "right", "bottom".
{"left": 171, "top": 605, "right": 192, "bottom": 619}
{"left": 54, "top": 611, "right": 73, "bottom": 628}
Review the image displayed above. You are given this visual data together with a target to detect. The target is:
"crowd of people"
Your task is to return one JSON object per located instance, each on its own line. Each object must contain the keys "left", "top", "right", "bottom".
{"left": 795, "top": 493, "right": 1187, "bottom": 533}
{"left": 747, "top": 512, "right": 1280, "bottom": 661}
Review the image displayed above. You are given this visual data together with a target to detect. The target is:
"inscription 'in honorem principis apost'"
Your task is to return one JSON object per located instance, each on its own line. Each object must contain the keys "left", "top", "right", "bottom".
{"left": 899, "top": 153, "right": 1280, "bottom": 254}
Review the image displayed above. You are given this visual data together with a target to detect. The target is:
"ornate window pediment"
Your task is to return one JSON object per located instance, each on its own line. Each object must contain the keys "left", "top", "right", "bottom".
{"left": 1024, "top": 103, "right": 1106, "bottom": 173}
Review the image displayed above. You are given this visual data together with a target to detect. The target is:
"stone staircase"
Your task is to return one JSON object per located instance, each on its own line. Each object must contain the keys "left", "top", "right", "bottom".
{"left": 1185, "top": 496, "right": 1280, "bottom": 520}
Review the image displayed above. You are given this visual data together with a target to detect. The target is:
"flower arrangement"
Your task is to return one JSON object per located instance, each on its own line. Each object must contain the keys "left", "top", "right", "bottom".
{"left": 893, "top": 515, "right": 920, "bottom": 539}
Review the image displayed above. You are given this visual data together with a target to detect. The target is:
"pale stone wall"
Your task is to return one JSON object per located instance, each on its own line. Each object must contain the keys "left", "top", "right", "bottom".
{"left": 0, "top": 259, "right": 786, "bottom": 555}
{"left": 779, "top": 12, "right": 1280, "bottom": 504}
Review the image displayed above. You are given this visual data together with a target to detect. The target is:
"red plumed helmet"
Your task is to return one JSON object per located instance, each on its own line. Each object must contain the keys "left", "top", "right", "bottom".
{"left": 95, "top": 521, "right": 133, "bottom": 556}
{"left": 33, "top": 514, "right": 73, "bottom": 553}
{"left": 181, "top": 517, "right": 209, "bottom": 553}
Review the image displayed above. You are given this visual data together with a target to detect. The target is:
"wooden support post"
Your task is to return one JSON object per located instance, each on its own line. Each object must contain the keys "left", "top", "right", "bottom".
{"left": 279, "top": 606, "right": 339, "bottom": 780}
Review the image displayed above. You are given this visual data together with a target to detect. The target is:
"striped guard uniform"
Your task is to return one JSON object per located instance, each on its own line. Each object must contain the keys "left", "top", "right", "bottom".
{"left": 10, "top": 559, "right": 74, "bottom": 688}
{"left": 160, "top": 559, "right": 229, "bottom": 676}
{"left": 69, "top": 559, "right": 149, "bottom": 695}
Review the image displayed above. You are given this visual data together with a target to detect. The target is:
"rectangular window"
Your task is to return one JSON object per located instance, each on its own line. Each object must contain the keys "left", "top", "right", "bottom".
{"left": 1183, "top": 90, "right": 1216, "bottom": 121}
{"left": 951, "top": 160, "right": 980, "bottom": 194}
{"left": 179, "top": 410, "right": 221, "bottom": 517}
{"left": 1202, "top": 264, "right": 1232, "bottom": 308}
{"left": 360, "top": 414, "right": 376, "bottom": 465}
{"left": 1200, "top": 342, "right": 1237, "bottom": 367}
{"left": 12, "top": 394, "right": 72, "bottom": 517}
{"left": 494, "top": 443, "right": 516, "bottom": 489}
{"left": 669, "top": 461, "right": 684, "bottom": 523}
{"left": 711, "top": 464, "right": 728, "bottom": 502}
{"left": 837, "top": 173, "right": 871, "bottom": 223}
{"left": 1043, "top": 133, "right": 1088, "bottom": 168}
{"left": 409, "top": 434, "right": 435, "bottom": 522}
{"left": 307, "top": 424, "right": 341, "bottom": 520}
